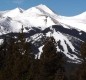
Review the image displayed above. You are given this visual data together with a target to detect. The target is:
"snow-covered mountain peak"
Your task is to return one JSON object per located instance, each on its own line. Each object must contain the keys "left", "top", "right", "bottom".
{"left": 36, "top": 4, "right": 56, "bottom": 15}
{"left": 12, "top": 5, "right": 56, "bottom": 30}
{"left": 3, "top": 7, "right": 24, "bottom": 17}
{"left": 23, "top": 6, "right": 43, "bottom": 15}
{"left": 16, "top": 7, "right": 24, "bottom": 13}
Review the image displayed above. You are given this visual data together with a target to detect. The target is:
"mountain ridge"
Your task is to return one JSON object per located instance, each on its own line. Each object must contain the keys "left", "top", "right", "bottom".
{"left": 0, "top": 4, "right": 86, "bottom": 32}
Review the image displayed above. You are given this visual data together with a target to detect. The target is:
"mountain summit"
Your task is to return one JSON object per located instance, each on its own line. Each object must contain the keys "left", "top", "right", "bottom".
{"left": 3, "top": 8, "right": 24, "bottom": 17}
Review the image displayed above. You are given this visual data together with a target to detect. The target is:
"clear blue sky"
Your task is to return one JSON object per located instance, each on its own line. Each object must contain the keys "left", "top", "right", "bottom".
{"left": 0, "top": 0, "right": 86, "bottom": 16}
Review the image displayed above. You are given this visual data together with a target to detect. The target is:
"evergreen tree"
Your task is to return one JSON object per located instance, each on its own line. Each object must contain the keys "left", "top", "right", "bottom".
{"left": 40, "top": 37, "right": 59, "bottom": 80}
{"left": 15, "top": 25, "right": 35, "bottom": 80}
{"left": 0, "top": 37, "right": 8, "bottom": 80}
{"left": 54, "top": 68, "right": 65, "bottom": 80}
{"left": 80, "top": 42, "right": 86, "bottom": 80}
{"left": 0, "top": 37, "right": 7, "bottom": 69}
{"left": 54, "top": 51, "right": 67, "bottom": 80}
{"left": 28, "top": 58, "right": 40, "bottom": 80}
{"left": 75, "top": 42, "right": 86, "bottom": 80}
{"left": 80, "top": 42, "right": 86, "bottom": 61}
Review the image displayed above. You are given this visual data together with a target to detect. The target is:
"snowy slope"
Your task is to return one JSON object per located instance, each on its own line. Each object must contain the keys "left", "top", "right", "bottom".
{"left": 57, "top": 16, "right": 86, "bottom": 32}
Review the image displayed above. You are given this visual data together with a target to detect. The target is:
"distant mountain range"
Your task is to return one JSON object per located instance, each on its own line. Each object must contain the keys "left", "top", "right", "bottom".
{"left": 0, "top": 4, "right": 86, "bottom": 63}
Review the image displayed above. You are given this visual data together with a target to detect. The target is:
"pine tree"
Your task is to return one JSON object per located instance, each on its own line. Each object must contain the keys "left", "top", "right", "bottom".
{"left": 0, "top": 37, "right": 7, "bottom": 69}
{"left": 75, "top": 42, "right": 86, "bottom": 80}
{"left": 15, "top": 25, "right": 35, "bottom": 80}
{"left": 40, "top": 37, "right": 59, "bottom": 80}
{"left": 54, "top": 68, "right": 65, "bottom": 80}
{"left": 0, "top": 37, "right": 8, "bottom": 80}
{"left": 80, "top": 42, "right": 86, "bottom": 80}
{"left": 80, "top": 42, "right": 86, "bottom": 61}
{"left": 54, "top": 51, "right": 67, "bottom": 80}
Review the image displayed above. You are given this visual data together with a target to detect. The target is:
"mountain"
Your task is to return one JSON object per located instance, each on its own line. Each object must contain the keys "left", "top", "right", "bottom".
{"left": 0, "top": 4, "right": 86, "bottom": 63}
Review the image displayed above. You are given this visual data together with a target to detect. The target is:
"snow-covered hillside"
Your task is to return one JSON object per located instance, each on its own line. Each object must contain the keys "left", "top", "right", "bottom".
{"left": 0, "top": 4, "right": 86, "bottom": 63}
